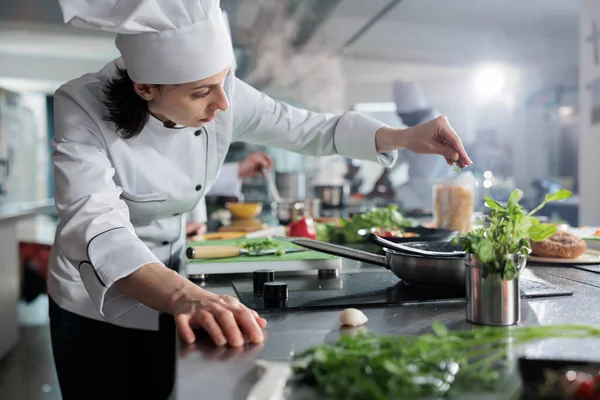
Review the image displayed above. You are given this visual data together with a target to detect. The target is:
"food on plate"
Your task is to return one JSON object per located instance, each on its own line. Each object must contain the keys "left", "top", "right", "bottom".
{"left": 434, "top": 183, "right": 474, "bottom": 234}
{"left": 338, "top": 308, "right": 368, "bottom": 327}
{"left": 315, "top": 205, "right": 414, "bottom": 243}
{"left": 530, "top": 230, "right": 587, "bottom": 259}
{"left": 371, "top": 226, "right": 419, "bottom": 238}
{"left": 594, "top": 229, "right": 600, "bottom": 237}
{"left": 292, "top": 322, "right": 600, "bottom": 400}
{"left": 289, "top": 217, "right": 317, "bottom": 240}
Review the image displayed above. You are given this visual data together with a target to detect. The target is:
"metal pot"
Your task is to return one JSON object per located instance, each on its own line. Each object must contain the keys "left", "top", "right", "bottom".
{"left": 465, "top": 254, "right": 526, "bottom": 326}
{"left": 313, "top": 184, "right": 350, "bottom": 208}
{"left": 273, "top": 199, "right": 305, "bottom": 225}
{"left": 275, "top": 172, "right": 306, "bottom": 200}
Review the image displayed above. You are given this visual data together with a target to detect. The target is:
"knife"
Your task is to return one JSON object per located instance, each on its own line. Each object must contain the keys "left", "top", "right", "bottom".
{"left": 246, "top": 343, "right": 296, "bottom": 400}
{"left": 185, "top": 246, "right": 306, "bottom": 259}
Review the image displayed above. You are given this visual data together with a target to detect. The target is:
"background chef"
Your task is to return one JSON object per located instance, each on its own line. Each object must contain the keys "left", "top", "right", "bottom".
{"left": 49, "top": 0, "right": 472, "bottom": 398}
{"left": 185, "top": 151, "right": 273, "bottom": 236}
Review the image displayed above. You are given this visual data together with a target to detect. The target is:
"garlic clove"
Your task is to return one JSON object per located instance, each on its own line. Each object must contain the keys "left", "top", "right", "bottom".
{"left": 339, "top": 308, "right": 368, "bottom": 327}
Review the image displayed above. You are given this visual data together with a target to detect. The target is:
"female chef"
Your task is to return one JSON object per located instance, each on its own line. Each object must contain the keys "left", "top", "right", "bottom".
{"left": 50, "top": 0, "right": 472, "bottom": 398}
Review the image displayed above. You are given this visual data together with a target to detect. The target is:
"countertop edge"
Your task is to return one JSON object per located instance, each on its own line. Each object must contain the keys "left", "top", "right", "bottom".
{"left": 0, "top": 199, "right": 56, "bottom": 223}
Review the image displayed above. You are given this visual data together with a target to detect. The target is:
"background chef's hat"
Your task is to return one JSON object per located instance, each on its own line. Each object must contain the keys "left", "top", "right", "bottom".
{"left": 392, "top": 81, "right": 429, "bottom": 113}
{"left": 58, "top": 0, "right": 234, "bottom": 84}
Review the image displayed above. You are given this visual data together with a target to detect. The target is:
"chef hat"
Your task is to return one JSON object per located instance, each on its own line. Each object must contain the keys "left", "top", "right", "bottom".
{"left": 392, "top": 81, "right": 429, "bottom": 113}
{"left": 58, "top": 0, "right": 234, "bottom": 84}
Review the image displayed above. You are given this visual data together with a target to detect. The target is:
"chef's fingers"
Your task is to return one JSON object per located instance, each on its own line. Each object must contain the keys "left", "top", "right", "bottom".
{"left": 437, "top": 117, "right": 472, "bottom": 166}
{"left": 220, "top": 296, "right": 267, "bottom": 329}
{"left": 175, "top": 314, "right": 196, "bottom": 344}
{"left": 230, "top": 305, "right": 265, "bottom": 344}
{"left": 195, "top": 310, "right": 227, "bottom": 347}
{"left": 208, "top": 303, "right": 245, "bottom": 347}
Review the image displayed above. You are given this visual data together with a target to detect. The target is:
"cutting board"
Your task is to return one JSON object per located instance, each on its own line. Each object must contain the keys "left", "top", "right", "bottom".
{"left": 185, "top": 238, "right": 341, "bottom": 275}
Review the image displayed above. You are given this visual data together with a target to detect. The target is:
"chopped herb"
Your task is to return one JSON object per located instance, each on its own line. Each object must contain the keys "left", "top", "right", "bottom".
{"left": 236, "top": 237, "right": 280, "bottom": 252}
{"left": 292, "top": 322, "right": 600, "bottom": 400}
{"left": 275, "top": 249, "right": 285, "bottom": 256}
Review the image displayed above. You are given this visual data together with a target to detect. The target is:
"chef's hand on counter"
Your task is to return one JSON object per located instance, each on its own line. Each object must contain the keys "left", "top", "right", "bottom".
{"left": 117, "top": 263, "right": 267, "bottom": 347}
{"left": 375, "top": 115, "right": 473, "bottom": 168}
{"left": 174, "top": 293, "right": 268, "bottom": 347}
{"left": 238, "top": 151, "right": 273, "bottom": 178}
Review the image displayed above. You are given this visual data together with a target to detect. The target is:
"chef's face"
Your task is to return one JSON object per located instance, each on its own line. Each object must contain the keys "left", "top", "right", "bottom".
{"left": 133, "top": 66, "right": 231, "bottom": 127}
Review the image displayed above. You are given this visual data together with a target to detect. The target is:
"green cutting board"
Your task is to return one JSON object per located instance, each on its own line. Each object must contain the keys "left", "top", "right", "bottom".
{"left": 184, "top": 238, "right": 341, "bottom": 275}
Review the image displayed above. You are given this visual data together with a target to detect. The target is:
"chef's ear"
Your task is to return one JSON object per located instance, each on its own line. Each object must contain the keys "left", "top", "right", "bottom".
{"left": 132, "top": 83, "right": 158, "bottom": 101}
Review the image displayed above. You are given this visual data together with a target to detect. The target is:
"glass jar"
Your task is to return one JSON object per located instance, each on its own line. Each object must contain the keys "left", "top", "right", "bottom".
{"left": 433, "top": 177, "right": 474, "bottom": 233}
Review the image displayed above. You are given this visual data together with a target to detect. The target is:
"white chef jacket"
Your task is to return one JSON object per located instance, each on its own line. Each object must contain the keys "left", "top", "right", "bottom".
{"left": 47, "top": 58, "right": 398, "bottom": 330}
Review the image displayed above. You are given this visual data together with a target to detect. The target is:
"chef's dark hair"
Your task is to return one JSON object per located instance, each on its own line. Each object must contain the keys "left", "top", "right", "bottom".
{"left": 103, "top": 67, "right": 152, "bottom": 139}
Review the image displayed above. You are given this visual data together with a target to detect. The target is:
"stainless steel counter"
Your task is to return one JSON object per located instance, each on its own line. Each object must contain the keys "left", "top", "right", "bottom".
{"left": 176, "top": 260, "right": 600, "bottom": 400}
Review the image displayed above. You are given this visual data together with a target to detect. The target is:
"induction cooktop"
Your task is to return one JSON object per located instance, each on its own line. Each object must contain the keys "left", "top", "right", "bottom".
{"left": 232, "top": 269, "right": 574, "bottom": 313}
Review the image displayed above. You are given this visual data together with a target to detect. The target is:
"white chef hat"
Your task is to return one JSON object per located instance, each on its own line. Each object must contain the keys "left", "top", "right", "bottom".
{"left": 392, "top": 81, "right": 429, "bottom": 113}
{"left": 58, "top": 0, "right": 234, "bottom": 84}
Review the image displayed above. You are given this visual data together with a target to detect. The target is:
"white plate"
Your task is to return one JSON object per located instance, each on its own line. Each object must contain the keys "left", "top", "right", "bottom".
{"left": 566, "top": 227, "right": 600, "bottom": 251}
{"left": 528, "top": 249, "right": 600, "bottom": 264}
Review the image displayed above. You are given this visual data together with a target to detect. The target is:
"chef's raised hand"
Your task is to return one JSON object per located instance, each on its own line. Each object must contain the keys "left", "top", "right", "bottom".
{"left": 238, "top": 152, "right": 273, "bottom": 178}
{"left": 376, "top": 116, "right": 473, "bottom": 168}
{"left": 175, "top": 294, "right": 267, "bottom": 347}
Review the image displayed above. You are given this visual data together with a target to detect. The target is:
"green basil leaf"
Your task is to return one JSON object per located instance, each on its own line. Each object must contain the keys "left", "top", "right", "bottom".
{"left": 484, "top": 197, "right": 504, "bottom": 211}
{"left": 528, "top": 224, "right": 557, "bottom": 242}
{"left": 507, "top": 189, "right": 520, "bottom": 209}
{"left": 474, "top": 239, "right": 494, "bottom": 262}
{"left": 544, "top": 189, "right": 572, "bottom": 203}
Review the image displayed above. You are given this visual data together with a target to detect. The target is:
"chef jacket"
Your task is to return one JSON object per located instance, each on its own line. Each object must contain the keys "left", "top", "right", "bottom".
{"left": 47, "top": 58, "right": 398, "bottom": 330}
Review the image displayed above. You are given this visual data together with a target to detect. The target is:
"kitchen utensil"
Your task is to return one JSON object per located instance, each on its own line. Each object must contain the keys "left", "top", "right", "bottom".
{"left": 278, "top": 237, "right": 466, "bottom": 288}
{"left": 185, "top": 245, "right": 306, "bottom": 259}
{"left": 245, "top": 359, "right": 292, "bottom": 400}
{"left": 262, "top": 169, "right": 282, "bottom": 203}
{"left": 273, "top": 199, "right": 305, "bottom": 225}
{"left": 185, "top": 238, "right": 342, "bottom": 276}
{"left": 225, "top": 202, "right": 263, "bottom": 219}
{"left": 358, "top": 226, "right": 457, "bottom": 243}
{"left": 313, "top": 184, "right": 349, "bottom": 208}
{"left": 366, "top": 233, "right": 465, "bottom": 257}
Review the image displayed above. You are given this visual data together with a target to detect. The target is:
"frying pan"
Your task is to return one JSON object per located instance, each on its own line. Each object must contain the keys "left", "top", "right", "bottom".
{"left": 357, "top": 226, "right": 457, "bottom": 244}
{"left": 365, "top": 233, "right": 465, "bottom": 257}
{"left": 283, "top": 237, "right": 467, "bottom": 288}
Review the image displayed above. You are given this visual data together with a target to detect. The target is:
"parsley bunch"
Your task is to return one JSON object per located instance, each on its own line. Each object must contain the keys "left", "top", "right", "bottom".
{"left": 451, "top": 189, "right": 572, "bottom": 280}
{"left": 293, "top": 321, "right": 600, "bottom": 400}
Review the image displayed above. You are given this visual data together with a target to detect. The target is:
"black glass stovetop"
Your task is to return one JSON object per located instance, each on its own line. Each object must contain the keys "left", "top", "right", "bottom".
{"left": 232, "top": 270, "right": 574, "bottom": 313}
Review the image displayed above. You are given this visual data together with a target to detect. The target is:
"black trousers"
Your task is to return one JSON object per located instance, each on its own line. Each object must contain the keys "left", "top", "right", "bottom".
{"left": 49, "top": 296, "right": 176, "bottom": 400}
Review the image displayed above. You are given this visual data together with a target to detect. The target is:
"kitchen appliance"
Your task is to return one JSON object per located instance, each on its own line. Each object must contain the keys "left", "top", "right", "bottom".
{"left": 281, "top": 237, "right": 466, "bottom": 288}
{"left": 233, "top": 269, "right": 573, "bottom": 313}
{"left": 313, "top": 184, "right": 350, "bottom": 208}
{"left": 276, "top": 172, "right": 306, "bottom": 200}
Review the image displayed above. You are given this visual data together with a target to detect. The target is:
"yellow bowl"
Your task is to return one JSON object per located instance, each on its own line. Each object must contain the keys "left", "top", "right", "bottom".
{"left": 225, "top": 202, "right": 263, "bottom": 219}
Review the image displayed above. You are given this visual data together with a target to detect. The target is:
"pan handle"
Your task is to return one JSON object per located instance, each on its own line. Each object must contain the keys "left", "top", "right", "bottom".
{"left": 282, "top": 237, "right": 388, "bottom": 267}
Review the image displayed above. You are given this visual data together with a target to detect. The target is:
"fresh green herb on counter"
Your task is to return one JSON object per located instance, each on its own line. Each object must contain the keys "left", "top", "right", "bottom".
{"left": 236, "top": 238, "right": 280, "bottom": 252}
{"left": 451, "top": 189, "right": 572, "bottom": 280}
{"left": 292, "top": 322, "right": 600, "bottom": 400}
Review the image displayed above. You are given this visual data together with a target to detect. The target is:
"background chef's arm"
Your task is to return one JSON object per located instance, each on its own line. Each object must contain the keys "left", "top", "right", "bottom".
{"left": 232, "top": 78, "right": 399, "bottom": 167}
{"left": 52, "top": 88, "right": 199, "bottom": 319}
